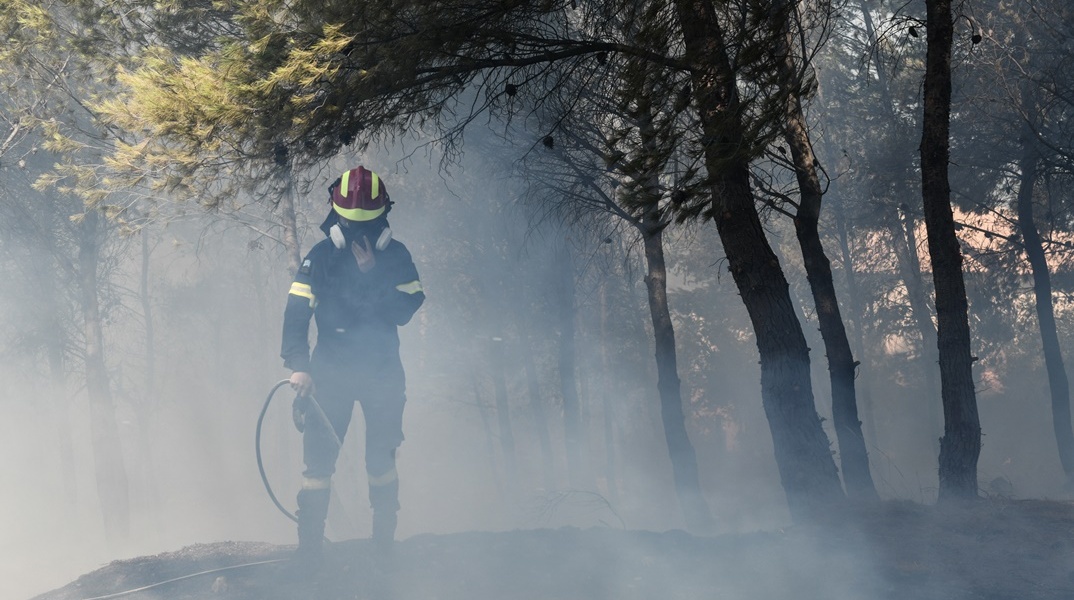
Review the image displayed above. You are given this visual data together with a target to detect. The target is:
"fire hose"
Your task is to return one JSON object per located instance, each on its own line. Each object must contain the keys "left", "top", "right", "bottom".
{"left": 255, "top": 379, "right": 342, "bottom": 523}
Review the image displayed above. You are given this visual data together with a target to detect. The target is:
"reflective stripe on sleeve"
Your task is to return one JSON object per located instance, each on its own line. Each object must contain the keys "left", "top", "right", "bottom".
{"left": 395, "top": 280, "right": 423, "bottom": 295}
{"left": 289, "top": 282, "right": 314, "bottom": 300}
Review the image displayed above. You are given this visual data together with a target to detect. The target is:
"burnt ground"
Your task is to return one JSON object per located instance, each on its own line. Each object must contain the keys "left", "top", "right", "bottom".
{"left": 32, "top": 498, "right": 1074, "bottom": 600}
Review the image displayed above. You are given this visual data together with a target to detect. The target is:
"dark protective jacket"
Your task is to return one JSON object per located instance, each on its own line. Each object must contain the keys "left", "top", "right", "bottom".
{"left": 281, "top": 237, "right": 425, "bottom": 373}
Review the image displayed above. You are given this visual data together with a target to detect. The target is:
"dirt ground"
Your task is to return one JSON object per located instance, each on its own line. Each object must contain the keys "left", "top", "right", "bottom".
{"left": 32, "top": 498, "right": 1074, "bottom": 600}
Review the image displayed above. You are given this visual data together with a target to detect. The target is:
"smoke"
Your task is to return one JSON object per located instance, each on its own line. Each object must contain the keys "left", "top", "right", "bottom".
{"left": 2, "top": 133, "right": 1073, "bottom": 600}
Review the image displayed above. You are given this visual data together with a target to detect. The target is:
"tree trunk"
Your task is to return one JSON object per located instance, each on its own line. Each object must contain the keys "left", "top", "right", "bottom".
{"left": 1015, "top": 125, "right": 1074, "bottom": 478}
{"left": 831, "top": 190, "right": 878, "bottom": 447}
{"left": 598, "top": 279, "right": 619, "bottom": 504}
{"left": 521, "top": 330, "right": 556, "bottom": 490}
{"left": 774, "top": 0, "right": 877, "bottom": 500}
{"left": 46, "top": 304, "right": 77, "bottom": 516}
{"left": 921, "top": 0, "right": 981, "bottom": 501}
{"left": 78, "top": 210, "right": 130, "bottom": 542}
{"left": 892, "top": 206, "right": 943, "bottom": 454}
{"left": 672, "top": 0, "right": 844, "bottom": 521}
{"left": 277, "top": 159, "right": 302, "bottom": 276}
{"left": 859, "top": 0, "right": 897, "bottom": 122}
{"left": 471, "top": 369, "right": 504, "bottom": 502}
{"left": 642, "top": 213, "right": 715, "bottom": 531}
{"left": 32, "top": 234, "right": 79, "bottom": 516}
{"left": 136, "top": 227, "right": 161, "bottom": 534}
{"left": 490, "top": 338, "right": 518, "bottom": 492}
{"left": 141, "top": 229, "right": 155, "bottom": 404}
{"left": 557, "top": 245, "right": 588, "bottom": 489}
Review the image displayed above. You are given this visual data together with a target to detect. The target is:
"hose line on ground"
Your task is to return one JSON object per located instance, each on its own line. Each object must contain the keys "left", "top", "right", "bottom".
{"left": 79, "top": 559, "right": 288, "bottom": 600}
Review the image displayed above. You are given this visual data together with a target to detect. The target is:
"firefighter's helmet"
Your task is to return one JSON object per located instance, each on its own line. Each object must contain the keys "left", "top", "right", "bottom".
{"left": 330, "top": 166, "right": 390, "bottom": 222}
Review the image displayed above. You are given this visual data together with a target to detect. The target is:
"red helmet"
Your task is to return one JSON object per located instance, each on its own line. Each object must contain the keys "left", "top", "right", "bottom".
{"left": 330, "top": 166, "right": 389, "bottom": 222}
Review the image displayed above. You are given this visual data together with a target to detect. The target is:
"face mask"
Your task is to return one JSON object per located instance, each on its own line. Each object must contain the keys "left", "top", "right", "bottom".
{"left": 329, "top": 223, "right": 347, "bottom": 249}
{"left": 329, "top": 220, "right": 393, "bottom": 251}
{"left": 373, "top": 226, "right": 393, "bottom": 251}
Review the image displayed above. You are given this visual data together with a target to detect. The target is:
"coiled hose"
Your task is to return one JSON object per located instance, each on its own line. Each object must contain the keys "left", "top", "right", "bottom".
{"left": 256, "top": 379, "right": 342, "bottom": 523}
{"left": 256, "top": 379, "right": 299, "bottom": 522}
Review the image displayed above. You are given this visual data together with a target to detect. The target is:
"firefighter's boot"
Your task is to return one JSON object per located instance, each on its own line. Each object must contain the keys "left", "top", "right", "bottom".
{"left": 369, "top": 472, "right": 399, "bottom": 549}
{"left": 372, "top": 509, "right": 397, "bottom": 548}
{"left": 294, "top": 484, "right": 331, "bottom": 568}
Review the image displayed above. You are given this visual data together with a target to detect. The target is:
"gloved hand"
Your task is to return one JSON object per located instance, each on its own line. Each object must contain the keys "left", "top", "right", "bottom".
{"left": 289, "top": 371, "right": 314, "bottom": 433}
{"left": 351, "top": 236, "right": 376, "bottom": 272}
{"left": 289, "top": 371, "right": 315, "bottom": 396}
{"left": 292, "top": 394, "right": 309, "bottom": 433}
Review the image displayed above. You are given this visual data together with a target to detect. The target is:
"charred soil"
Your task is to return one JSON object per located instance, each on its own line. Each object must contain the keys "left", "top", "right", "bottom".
{"left": 33, "top": 498, "right": 1074, "bottom": 600}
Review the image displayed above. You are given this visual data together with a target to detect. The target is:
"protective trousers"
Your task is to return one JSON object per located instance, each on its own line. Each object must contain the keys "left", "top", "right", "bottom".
{"left": 297, "top": 347, "right": 407, "bottom": 553}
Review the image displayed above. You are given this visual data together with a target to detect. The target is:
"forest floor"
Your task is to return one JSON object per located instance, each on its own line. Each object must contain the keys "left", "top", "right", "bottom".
{"left": 32, "top": 498, "right": 1074, "bottom": 600}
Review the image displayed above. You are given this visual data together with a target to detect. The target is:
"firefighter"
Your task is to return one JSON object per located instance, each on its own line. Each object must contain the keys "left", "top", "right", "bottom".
{"left": 280, "top": 166, "right": 425, "bottom": 563}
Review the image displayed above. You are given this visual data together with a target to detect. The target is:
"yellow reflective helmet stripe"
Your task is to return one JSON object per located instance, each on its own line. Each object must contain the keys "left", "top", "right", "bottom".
{"left": 289, "top": 282, "right": 314, "bottom": 300}
{"left": 371, "top": 171, "right": 380, "bottom": 200}
{"left": 395, "top": 280, "right": 423, "bottom": 295}
{"left": 340, "top": 169, "right": 351, "bottom": 198}
{"left": 333, "top": 204, "right": 386, "bottom": 221}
